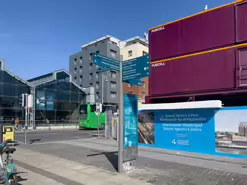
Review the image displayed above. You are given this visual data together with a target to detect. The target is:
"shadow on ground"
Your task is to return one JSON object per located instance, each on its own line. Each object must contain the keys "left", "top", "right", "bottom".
{"left": 17, "top": 174, "right": 28, "bottom": 185}
{"left": 0, "top": 172, "right": 27, "bottom": 185}
{"left": 87, "top": 150, "right": 118, "bottom": 171}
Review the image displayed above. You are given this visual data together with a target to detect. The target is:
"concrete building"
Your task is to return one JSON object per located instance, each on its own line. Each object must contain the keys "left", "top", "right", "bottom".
{"left": 239, "top": 122, "right": 247, "bottom": 136}
{"left": 120, "top": 36, "right": 149, "bottom": 106}
{"left": 70, "top": 36, "right": 120, "bottom": 105}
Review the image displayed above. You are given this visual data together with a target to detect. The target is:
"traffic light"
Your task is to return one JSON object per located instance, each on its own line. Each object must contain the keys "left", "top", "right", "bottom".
{"left": 19, "top": 94, "right": 26, "bottom": 107}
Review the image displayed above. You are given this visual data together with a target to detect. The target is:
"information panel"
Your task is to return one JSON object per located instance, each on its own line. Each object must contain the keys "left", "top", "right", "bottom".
{"left": 148, "top": 109, "right": 216, "bottom": 154}
{"left": 123, "top": 94, "right": 138, "bottom": 162}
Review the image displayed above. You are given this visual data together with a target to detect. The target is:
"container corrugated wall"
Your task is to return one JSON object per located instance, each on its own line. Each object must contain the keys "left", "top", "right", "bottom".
{"left": 236, "top": 2, "right": 247, "bottom": 43}
{"left": 149, "top": 5, "right": 235, "bottom": 61}
{"left": 150, "top": 48, "right": 236, "bottom": 96}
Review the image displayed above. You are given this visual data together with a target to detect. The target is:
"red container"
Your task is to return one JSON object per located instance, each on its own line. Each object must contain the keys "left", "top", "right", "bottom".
{"left": 236, "top": 2, "right": 247, "bottom": 43}
{"left": 149, "top": 48, "right": 236, "bottom": 96}
{"left": 149, "top": 5, "right": 235, "bottom": 61}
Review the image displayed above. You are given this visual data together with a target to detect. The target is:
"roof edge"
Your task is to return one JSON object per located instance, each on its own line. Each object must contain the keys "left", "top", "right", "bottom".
{"left": 149, "top": 0, "right": 243, "bottom": 31}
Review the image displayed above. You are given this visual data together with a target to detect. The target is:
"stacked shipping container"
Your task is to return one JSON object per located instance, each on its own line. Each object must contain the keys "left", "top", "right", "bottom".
{"left": 147, "top": 1, "right": 247, "bottom": 104}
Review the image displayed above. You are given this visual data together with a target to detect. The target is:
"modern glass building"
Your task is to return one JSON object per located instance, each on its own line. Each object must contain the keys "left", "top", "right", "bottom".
{"left": 0, "top": 59, "right": 88, "bottom": 126}
{"left": 28, "top": 70, "right": 87, "bottom": 126}
{"left": 0, "top": 59, "right": 30, "bottom": 123}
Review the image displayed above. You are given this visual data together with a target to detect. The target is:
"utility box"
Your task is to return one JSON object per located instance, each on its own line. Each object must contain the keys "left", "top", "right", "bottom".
{"left": 0, "top": 124, "right": 15, "bottom": 143}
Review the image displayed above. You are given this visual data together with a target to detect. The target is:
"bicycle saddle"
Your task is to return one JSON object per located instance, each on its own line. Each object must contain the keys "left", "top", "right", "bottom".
{"left": 3, "top": 147, "right": 16, "bottom": 154}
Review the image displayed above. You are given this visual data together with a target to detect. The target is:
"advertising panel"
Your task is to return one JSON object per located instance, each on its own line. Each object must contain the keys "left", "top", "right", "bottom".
{"left": 215, "top": 108, "right": 247, "bottom": 156}
{"left": 46, "top": 93, "right": 54, "bottom": 110}
{"left": 138, "top": 107, "right": 247, "bottom": 158}
{"left": 123, "top": 94, "right": 138, "bottom": 162}
{"left": 155, "top": 109, "right": 215, "bottom": 153}
{"left": 36, "top": 91, "right": 46, "bottom": 110}
{"left": 138, "top": 112, "right": 155, "bottom": 144}
{"left": 36, "top": 91, "right": 54, "bottom": 111}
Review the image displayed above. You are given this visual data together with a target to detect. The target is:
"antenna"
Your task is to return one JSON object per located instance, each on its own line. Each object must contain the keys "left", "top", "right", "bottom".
{"left": 144, "top": 32, "right": 148, "bottom": 41}
{"left": 204, "top": 5, "right": 208, "bottom": 11}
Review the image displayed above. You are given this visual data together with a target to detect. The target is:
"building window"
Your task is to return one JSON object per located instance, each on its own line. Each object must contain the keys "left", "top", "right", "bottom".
{"left": 80, "top": 85, "right": 82, "bottom": 87}
{"left": 96, "top": 82, "right": 99, "bottom": 89}
{"left": 110, "top": 49, "right": 117, "bottom": 58}
{"left": 74, "top": 67, "right": 77, "bottom": 71}
{"left": 142, "top": 92, "right": 146, "bottom": 99}
{"left": 96, "top": 51, "right": 99, "bottom": 54}
{"left": 111, "top": 92, "right": 117, "bottom": 99}
{"left": 89, "top": 63, "right": 93, "bottom": 69}
{"left": 80, "top": 66, "right": 82, "bottom": 69}
{"left": 111, "top": 71, "right": 117, "bottom": 78}
{"left": 96, "top": 73, "right": 99, "bottom": 79}
{"left": 143, "top": 51, "right": 148, "bottom": 56}
{"left": 89, "top": 73, "right": 93, "bottom": 80}
{"left": 79, "top": 57, "right": 83, "bottom": 64}
{"left": 90, "top": 83, "right": 93, "bottom": 86}
{"left": 96, "top": 92, "right": 99, "bottom": 100}
{"left": 74, "top": 58, "right": 77, "bottom": 65}
{"left": 129, "top": 91, "right": 132, "bottom": 94}
{"left": 111, "top": 81, "right": 116, "bottom": 89}
{"left": 80, "top": 75, "right": 83, "bottom": 79}
{"left": 128, "top": 84, "right": 132, "bottom": 88}
{"left": 89, "top": 53, "right": 93, "bottom": 60}
{"left": 128, "top": 50, "right": 132, "bottom": 57}
{"left": 74, "top": 77, "right": 77, "bottom": 80}
{"left": 112, "top": 41, "right": 117, "bottom": 45}
{"left": 143, "top": 81, "right": 146, "bottom": 88}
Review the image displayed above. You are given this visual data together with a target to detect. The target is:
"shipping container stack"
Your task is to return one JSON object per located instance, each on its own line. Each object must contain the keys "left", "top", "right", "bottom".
{"left": 147, "top": 0, "right": 247, "bottom": 106}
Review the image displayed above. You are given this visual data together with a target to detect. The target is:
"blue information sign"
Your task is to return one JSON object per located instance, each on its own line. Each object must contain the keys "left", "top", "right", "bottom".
{"left": 122, "top": 55, "right": 150, "bottom": 81}
{"left": 94, "top": 53, "right": 119, "bottom": 71}
{"left": 97, "top": 67, "right": 110, "bottom": 73}
{"left": 155, "top": 109, "right": 216, "bottom": 154}
{"left": 126, "top": 78, "right": 142, "bottom": 86}
{"left": 123, "top": 94, "right": 138, "bottom": 162}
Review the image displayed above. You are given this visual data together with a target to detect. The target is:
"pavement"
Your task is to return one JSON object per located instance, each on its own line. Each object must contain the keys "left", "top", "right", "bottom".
{"left": 15, "top": 129, "right": 103, "bottom": 144}
{"left": 12, "top": 130, "right": 247, "bottom": 185}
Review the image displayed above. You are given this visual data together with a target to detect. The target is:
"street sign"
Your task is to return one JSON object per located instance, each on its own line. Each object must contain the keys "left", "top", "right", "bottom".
{"left": 126, "top": 78, "right": 142, "bottom": 86}
{"left": 97, "top": 67, "right": 110, "bottom": 73}
{"left": 122, "top": 55, "right": 150, "bottom": 81}
{"left": 94, "top": 53, "right": 119, "bottom": 71}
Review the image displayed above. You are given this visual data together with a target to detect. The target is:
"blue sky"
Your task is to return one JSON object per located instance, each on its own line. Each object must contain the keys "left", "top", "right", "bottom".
{"left": 0, "top": 0, "right": 233, "bottom": 80}
{"left": 215, "top": 110, "right": 247, "bottom": 133}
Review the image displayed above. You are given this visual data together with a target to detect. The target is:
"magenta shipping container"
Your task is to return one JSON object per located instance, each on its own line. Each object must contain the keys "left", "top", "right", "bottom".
{"left": 149, "top": 48, "right": 237, "bottom": 97}
{"left": 149, "top": 4, "right": 235, "bottom": 61}
{"left": 236, "top": 1, "right": 247, "bottom": 43}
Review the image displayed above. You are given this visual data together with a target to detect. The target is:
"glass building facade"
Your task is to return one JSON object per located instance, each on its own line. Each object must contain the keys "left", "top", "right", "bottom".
{"left": 0, "top": 60, "right": 30, "bottom": 123}
{"left": 0, "top": 60, "right": 86, "bottom": 126}
{"left": 29, "top": 70, "right": 86, "bottom": 126}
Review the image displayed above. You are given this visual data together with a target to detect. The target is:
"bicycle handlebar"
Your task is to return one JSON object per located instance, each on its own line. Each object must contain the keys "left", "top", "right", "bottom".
{"left": 0, "top": 139, "right": 19, "bottom": 149}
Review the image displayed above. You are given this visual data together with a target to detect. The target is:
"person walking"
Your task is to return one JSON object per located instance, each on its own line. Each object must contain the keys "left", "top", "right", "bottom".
{"left": 15, "top": 117, "right": 21, "bottom": 130}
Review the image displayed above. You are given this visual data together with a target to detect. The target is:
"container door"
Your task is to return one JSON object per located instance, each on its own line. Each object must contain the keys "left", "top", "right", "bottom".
{"left": 238, "top": 49, "right": 247, "bottom": 86}
{"left": 236, "top": 2, "right": 247, "bottom": 43}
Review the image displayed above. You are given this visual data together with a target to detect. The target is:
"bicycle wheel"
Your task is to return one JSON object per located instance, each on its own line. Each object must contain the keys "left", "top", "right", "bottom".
{"left": 4, "top": 175, "right": 17, "bottom": 185}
